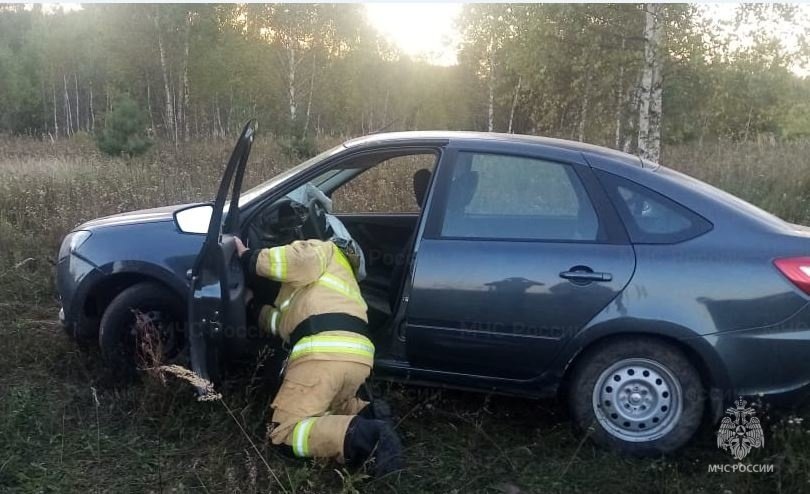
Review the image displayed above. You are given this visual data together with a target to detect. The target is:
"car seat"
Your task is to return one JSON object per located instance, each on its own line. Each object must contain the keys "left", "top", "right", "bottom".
{"left": 388, "top": 168, "right": 432, "bottom": 310}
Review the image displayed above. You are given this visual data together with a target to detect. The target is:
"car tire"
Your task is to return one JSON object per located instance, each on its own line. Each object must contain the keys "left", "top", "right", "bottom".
{"left": 568, "top": 336, "right": 704, "bottom": 456}
{"left": 98, "top": 282, "right": 186, "bottom": 382}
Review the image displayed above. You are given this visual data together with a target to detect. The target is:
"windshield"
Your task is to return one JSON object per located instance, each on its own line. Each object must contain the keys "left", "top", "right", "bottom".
{"left": 238, "top": 144, "right": 345, "bottom": 207}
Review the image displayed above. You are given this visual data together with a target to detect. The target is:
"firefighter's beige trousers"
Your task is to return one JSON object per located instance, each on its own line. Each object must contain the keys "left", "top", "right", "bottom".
{"left": 268, "top": 359, "right": 370, "bottom": 461}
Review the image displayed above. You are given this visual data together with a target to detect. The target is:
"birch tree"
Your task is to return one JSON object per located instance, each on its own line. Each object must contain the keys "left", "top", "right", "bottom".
{"left": 637, "top": 3, "right": 663, "bottom": 162}
{"left": 154, "top": 7, "right": 176, "bottom": 144}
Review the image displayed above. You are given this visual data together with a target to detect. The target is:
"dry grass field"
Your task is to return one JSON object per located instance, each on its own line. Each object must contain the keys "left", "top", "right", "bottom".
{"left": 2, "top": 134, "right": 810, "bottom": 493}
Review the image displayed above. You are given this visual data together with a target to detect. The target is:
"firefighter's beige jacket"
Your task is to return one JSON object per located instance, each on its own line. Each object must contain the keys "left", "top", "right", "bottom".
{"left": 252, "top": 239, "right": 372, "bottom": 368}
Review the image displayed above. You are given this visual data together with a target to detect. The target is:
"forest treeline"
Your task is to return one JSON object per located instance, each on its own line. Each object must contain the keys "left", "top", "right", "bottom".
{"left": 1, "top": 3, "right": 809, "bottom": 163}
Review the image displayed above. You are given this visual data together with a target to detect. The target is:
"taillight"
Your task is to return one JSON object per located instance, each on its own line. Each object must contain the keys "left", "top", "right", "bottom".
{"left": 774, "top": 257, "right": 810, "bottom": 295}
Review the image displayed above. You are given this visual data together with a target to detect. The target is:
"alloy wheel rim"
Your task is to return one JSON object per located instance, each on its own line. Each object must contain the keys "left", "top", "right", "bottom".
{"left": 591, "top": 357, "right": 682, "bottom": 442}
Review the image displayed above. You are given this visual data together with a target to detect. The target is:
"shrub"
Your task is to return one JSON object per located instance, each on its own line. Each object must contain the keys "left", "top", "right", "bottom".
{"left": 95, "top": 94, "right": 152, "bottom": 157}
{"left": 278, "top": 132, "right": 317, "bottom": 160}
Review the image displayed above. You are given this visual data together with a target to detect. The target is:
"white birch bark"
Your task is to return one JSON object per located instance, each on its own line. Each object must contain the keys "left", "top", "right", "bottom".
{"left": 74, "top": 73, "right": 80, "bottom": 132}
{"left": 182, "top": 11, "right": 191, "bottom": 141}
{"left": 154, "top": 8, "right": 176, "bottom": 142}
{"left": 648, "top": 9, "right": 664, "bottom": 162}
{"left": 638, "top": 3, "right": 663, "bottom": 163}
{"left": 508, "top": 76, "right": 522, "bottom": 134}
{"left": 288, "top": 45, "right": 297, "bottom": 123}
{"left": 52, "top": 81, "right": 59, "bottom": 139}
{"left": 63, "top": 73, "right": 72, "bottom": 137}
{"left": 487, "top": 36, "right": 495, "bottom": 132}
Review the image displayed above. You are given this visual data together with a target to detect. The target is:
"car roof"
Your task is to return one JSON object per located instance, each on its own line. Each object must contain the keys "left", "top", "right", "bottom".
{"left": 343, "top": 130, "right": 644, "bottom": 168}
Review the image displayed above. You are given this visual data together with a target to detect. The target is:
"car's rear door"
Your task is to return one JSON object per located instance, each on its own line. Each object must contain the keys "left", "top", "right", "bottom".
{"left": 187, "top": 121, "right": 255, "bottom": 385}
{"left": 404, "top": 142, "right": 635, "bottom": 380}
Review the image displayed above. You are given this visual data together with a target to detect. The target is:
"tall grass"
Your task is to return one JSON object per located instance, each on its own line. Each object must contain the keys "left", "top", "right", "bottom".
{"left": 3, "top": 135, "right": 810, "bottom": 492}
{"left": 664, "top": 139, "right": 810, "bottom": 225}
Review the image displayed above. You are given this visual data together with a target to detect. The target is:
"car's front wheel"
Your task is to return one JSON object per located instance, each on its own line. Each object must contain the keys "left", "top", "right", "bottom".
{"left": 98, "top": 282, "right": 187, "bottom": 381}
{"left": 568, "top": 337, "right": 704, "bottom": 456}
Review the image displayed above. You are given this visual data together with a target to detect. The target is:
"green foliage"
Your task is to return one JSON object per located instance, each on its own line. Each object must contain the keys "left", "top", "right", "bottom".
{"left": 280, "top": 132, "right": 318, "bottom": 160}
{"left": 0, "top": 4, "right": 809, "bottom": 147}
{"left": 95, "top": 94, "right": 152, "bottom": 157}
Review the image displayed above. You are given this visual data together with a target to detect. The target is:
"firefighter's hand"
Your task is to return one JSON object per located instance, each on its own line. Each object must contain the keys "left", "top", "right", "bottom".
{"left": 234, "top": 237, "right": 248, "bottom": 257}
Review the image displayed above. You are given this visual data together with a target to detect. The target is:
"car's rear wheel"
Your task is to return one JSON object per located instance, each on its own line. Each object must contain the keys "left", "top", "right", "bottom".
{"left": 99, "top": 282, "right": 186, "bottom": 381}
{"left": 568, "top": 337, "right": 704, "bottom": 455}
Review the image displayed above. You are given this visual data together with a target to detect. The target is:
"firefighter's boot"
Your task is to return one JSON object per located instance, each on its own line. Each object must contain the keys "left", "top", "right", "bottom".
{"left": 344, "top": 417, "right": 402, "bottom": 477}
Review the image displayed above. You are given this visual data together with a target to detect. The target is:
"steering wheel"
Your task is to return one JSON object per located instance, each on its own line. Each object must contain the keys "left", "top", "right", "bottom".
{"left": 304, "top": 199, "right": 329, "bottom": 240}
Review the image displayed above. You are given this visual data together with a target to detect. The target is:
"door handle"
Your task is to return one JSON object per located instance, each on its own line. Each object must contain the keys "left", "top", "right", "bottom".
{"left": 559, "top": 269, "right": 613, "bottom": 283}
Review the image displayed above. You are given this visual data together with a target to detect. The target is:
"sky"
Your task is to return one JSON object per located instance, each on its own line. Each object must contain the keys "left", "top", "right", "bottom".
{"left": 364, "top": 3, "right": 463, "bottom": 66}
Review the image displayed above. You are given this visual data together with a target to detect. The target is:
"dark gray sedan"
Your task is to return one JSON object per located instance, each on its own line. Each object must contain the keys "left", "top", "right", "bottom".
{"left": 57, "top": 124, "right": 810, "bottom": 455}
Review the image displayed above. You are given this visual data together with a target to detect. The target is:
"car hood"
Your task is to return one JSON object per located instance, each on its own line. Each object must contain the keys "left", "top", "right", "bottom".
{"left": 77, "top": 203, "right": 197, "bottom": 230}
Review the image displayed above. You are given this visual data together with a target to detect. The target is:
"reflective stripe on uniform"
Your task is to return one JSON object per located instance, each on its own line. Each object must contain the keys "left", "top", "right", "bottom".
{"left": 269, "top": 246, "right": 287, "bottom": 281}
{"left": 260, "top": 307, "right": 280, "bottom": 336}
{"left": 289, "top": 334, "right": 375, "bottom": 361}
{"left": 332, "top": 244, "right": 354, "bottom": 275}
{"left": 269, "top": 309, "right": 280, "bottom": 335}
{"left": 291, "top": 417, "right": 317, "bottom": 457}
{"left": 317, "top": 273, "right": 366, "bottom": 308}
{"left": 315, "top": 246, "right": 328, "bottom": 274}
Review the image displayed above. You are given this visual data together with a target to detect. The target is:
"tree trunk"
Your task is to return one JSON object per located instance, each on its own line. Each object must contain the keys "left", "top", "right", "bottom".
{"left": 182, "top": 11, "right": 191, "bottom": 141}
{"left": 52, "top": 81, "right": 59, "bottom": 139}
{"left": 578, "top": 68, "right": 591, "bottom": 142}
{"left": 303, "top": 52, "right": 316, "bottom": 136}
{"left": 487, "top": 36, "right": 495, "bottom": 132}
{"left": 74, "top": 73, "right": 80, "bottom": 132}
{"left": 508, "top": 76, "right": 522, "bottom": 134}
{"left": 288, "top": 45, "right": 297, "bottom": 123}
{"left": 614, "top": 38, "right": 627, "bottom": 150}
{"left": 146, "top": 78, "right": 155, "bottom": 132}
{"left": 227, "top": 89, "right": 233, "bottom": 135}
{"left": 172, "top": 75, "right": 183, "bottom": 142}
{"left": 88, "top": 79, "right": 94, "bottom": 132}
{"left": 624, "top": 72, "right": 642, "bottom": 153}
{"left": 215, "top": 93, "right": 224, "bottom": 138}
{"left": 154, "top": 8, "right": 176, "bottom": 143}
{"left": 106, "top": 87, "right": 111, "bottom": 128}
{"left": 381, "top": 88, "right": 389, "bottom": 130}
{"left": 41, "top": 78, "right": 48, "bottom": 136}
{"left": 649, "top": 38, "right": 663, "bottom": 161}
{"left": 638, "top": 3, "right": 663, "bottom": 163}
{"left": 63, "top": 73, "right": 72, "bottom": 137}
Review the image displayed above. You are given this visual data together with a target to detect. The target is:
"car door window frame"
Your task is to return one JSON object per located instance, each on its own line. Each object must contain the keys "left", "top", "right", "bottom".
{"left": 595, "top": 169, "right": 713, "bottom": 244}
{"left": 328, "top": 149, "right": 441, "bottom": 215}
{"left": 238, "top": 144, "right": 446, "bottom": 232}
{"left": 423, "top": 147, "right": 628, "bottom": 245}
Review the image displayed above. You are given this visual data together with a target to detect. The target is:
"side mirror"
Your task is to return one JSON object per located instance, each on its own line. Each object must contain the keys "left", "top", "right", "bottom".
{"left": 175, "top": 204, "right": 214, "bottom": 234}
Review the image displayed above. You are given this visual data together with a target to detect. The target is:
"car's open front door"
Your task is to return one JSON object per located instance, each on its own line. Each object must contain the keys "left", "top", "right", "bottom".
{"left": 187, "top": 121, "right": 256, "bottom": 387}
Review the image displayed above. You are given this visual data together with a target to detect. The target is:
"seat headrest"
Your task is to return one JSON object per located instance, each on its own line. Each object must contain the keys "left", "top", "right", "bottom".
{"left": 448, "top": 170, "right": 479, "bottom": 212}
{"left": 413, "top": 168, "right": 432, "bottom": 208}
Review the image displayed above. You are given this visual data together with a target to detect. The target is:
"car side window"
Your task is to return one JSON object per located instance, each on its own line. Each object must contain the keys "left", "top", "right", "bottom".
{"left": 595, "top": 170, "right": 712, "bottom": 244}
{"left": 331, "top": 153, "right": 437, "bottom": 213}
{"left": 439, "top": 152, "right": 600, "bottom": 241}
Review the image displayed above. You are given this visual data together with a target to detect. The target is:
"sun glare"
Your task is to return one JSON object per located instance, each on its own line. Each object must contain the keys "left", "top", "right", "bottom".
{"left": 364, "top": 3, "right": 462, "bottom": 66}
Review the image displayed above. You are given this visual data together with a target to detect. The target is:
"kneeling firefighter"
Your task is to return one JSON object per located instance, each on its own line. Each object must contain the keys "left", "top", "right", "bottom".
{"left": 235, "top": 188, "right": 402, "bottom": 476}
